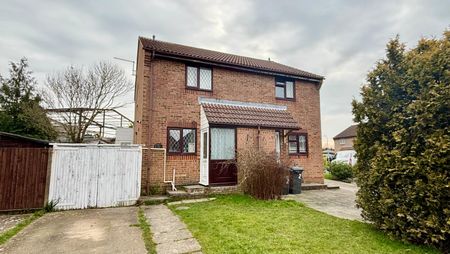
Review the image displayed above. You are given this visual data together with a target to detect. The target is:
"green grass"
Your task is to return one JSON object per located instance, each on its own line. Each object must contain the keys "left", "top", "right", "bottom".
{"left": 171, "top": 195, "right": 438, "bottom": 254}
{"left": 0, "top": 210, "right": 44, "bottom": 245}
{"left": 137, "top": 207, "right": 157, "bottom": 254}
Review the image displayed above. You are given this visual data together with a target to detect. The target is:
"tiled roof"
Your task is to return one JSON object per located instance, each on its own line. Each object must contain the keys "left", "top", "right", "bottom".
{"left": 201, "top": 103, "right": 300, "bottom": 129}
{"left": 140, "top": 37, "right": 324, "bottom": 80}
{"left": 333, "top": 125, "right": 358, "bottom": 139}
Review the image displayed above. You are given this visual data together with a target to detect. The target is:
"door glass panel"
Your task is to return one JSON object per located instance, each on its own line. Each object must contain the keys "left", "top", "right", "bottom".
{"left": 210, "top": 128, "right": 235, "bottom": 160}
{"left": 202, "top": 132, "right": 208, "bottom": 159}
{"left": 275, "top": 132, "right": 280, "bottom": 159}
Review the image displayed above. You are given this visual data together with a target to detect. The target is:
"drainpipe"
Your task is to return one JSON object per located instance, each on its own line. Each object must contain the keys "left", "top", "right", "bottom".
{"left": 146, "top": 49, "right": 156, "bottom": 194}
{"left": 257, "top": 126, "right": 261, "bottom": 151}
{"left": 149, "top": 147, "right": 177, "bottom": 191}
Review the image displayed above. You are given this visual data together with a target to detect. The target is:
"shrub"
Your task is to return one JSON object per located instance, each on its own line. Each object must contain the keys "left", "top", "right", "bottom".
{"left": 43, "top": 199, "right": 59, "bottom": 212}
{"left": 328, "top": 162, "right": 353, "bottom": 180}
{"left": 323, "top": 171, "right": 333, "bottom": 180}
{"left": 323, "top": 156, "right": 331, "bottom": 171}
{"left": 237, "top": 149, "right": 289, "bottom": 200}
{"left": 352, "top": 31, "right": 450, "bottom": 251}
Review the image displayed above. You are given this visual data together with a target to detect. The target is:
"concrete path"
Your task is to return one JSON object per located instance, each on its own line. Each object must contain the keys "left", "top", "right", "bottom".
{"left": 0, "top": 207, "right": 146, "bottom": 254}
{"left": 143, "top": 205, "right": 202, "bottom": 254}
{"left": 286, "top": 179, "right": 363, "bottom": 221}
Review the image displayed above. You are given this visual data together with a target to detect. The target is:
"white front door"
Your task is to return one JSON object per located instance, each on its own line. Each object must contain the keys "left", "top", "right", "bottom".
{"left": 199, "top": 128, "right": 209, "bottom": 185}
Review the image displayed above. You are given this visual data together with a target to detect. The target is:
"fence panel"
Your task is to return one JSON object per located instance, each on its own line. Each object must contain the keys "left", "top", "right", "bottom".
{"left": 48, "top": 144, "right": 142, "bottom": 210}
{"left": 0, "top": 148, "right": 50, "bottom": 211}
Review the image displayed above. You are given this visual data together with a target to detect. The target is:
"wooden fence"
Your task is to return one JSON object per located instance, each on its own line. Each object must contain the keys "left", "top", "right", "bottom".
{"left": 0, "top": 148, "right": 50, "bottom": 211}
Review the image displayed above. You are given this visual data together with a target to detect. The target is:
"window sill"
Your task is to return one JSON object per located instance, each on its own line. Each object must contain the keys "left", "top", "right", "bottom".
{"left": 186, "top": 87, "right": 212, "bottom": 92}
{"left": 276, "top": 97, "right": 296, "bottom": 102}
{"left": 168, "top": 153, "right": 197, "bottom": 156}
{"left": 289, "top": 153, "right": 308, "bottom": 156}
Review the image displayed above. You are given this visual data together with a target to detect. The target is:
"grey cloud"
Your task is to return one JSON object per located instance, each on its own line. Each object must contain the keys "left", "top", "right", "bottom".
{"left": 1, "top": 0, "right": 448, "bottom": 141}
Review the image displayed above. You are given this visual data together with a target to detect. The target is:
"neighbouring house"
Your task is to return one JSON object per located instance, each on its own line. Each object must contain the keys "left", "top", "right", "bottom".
{"left": 134, "top": 37, "right": 325, "bottom": 192}
{"left": 333, "top": 125, "right": 357, "bottom": 152}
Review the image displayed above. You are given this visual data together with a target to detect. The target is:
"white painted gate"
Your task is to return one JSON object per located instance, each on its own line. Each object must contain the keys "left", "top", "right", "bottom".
{"left": 48, "top": 144, "right": 142, "bottom": 210}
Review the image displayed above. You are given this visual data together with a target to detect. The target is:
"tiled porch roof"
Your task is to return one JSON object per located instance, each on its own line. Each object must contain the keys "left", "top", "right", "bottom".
{"left": 201, "top": 102, "right": 300, "bottom": 129}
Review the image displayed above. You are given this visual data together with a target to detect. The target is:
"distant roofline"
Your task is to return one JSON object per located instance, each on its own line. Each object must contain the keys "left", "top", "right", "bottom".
{"left": 333, "top": 124, "right": 358, "bottom": 139}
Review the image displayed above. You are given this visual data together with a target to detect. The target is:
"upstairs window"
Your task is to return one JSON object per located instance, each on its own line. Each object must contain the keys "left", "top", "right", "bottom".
{"left": 186, "top": 66, "right": 212, "bottom": 91}
{"left": 275, "top": 78, "right": 295, "bottom": 100}
{"left": 168, "top": 128, "right": 196, "bottom": 154}
{"left": 288, "top": 133, "right": 308, "bottom": 155}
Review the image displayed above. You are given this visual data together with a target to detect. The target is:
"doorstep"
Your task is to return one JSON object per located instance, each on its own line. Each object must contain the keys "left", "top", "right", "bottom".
{"left": 164, "top": 183, "right": 335, "bottom": 197}
{"left": 301, "top": 183, "right": 329, "bottom": 190}
{"left": 167, "top": 184, "right": 240, "bottom": 198}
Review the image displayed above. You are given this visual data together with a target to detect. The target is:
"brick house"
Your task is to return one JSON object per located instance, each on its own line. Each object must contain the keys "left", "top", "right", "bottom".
{"left": 333, "top": 125, "right": 357, "bottom": 152}
{"left": 134, "top": 37, "right": 325, "bottom": 193}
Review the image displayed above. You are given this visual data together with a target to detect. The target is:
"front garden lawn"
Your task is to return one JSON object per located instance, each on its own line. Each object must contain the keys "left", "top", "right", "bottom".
{"left": 171, "top": 195, "right": 438, "bottom": 254}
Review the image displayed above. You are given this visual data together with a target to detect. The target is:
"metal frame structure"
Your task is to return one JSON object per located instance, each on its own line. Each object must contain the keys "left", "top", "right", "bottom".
{"left": 47, "top": 108, "right": 133, "bottom": 143}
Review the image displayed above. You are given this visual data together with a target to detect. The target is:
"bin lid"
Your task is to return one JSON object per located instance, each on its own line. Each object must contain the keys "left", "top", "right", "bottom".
{"left": 290, "top": 166, "right": 304, "bottom": 172}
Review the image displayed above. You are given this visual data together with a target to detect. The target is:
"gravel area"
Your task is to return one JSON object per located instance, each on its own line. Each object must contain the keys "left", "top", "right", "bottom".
{"left": 0, "top": 214, "right": 30, "bottom": 234}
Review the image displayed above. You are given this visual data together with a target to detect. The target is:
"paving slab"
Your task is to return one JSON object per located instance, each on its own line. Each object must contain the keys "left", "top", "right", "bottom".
{"left": 143, "top": 204, "right": 202, "bottom": 254}
{"left": 285, "top": 179, "right": 363, "bottom": 221}
{"left": 167, "top": 198, "right": 216, "bottom": 206}
{"left": 0, "top": 207, "right": 146, "bottom": 254}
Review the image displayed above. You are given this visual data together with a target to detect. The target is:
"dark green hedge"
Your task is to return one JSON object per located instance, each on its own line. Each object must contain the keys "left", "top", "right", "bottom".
{"left": 352, "top": 31, "right": 450, "bottom": 251}
{"left": 329, "top": 162, "right": 353, "bottom": 180}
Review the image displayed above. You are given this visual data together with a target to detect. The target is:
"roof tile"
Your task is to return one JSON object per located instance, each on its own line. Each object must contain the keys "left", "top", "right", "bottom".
{"left": 333, "top": 125, "right": 358, "bottom": 139}
{"left": 140, "top": 37, "right": 324, "bottom": 80}
{"left": 201, "top": 103, "right": 300, "bottom": 129}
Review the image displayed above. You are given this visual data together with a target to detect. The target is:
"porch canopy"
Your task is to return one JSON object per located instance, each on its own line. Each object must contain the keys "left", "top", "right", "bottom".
{"left": 201, "top": 99, "right": 300, "bottom": 130}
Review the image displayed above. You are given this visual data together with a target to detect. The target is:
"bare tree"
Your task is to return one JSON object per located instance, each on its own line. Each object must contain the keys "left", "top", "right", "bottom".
{"left": 45, "top": 62, "right": 132, "bottom": 143}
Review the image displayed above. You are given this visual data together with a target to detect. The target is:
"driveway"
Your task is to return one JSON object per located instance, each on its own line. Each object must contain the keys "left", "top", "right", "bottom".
{"left": 286, "top": 179, "right": 363, "bottom": 221}
{"left": 0, "top": 207, "right": 146, "bottom": 254}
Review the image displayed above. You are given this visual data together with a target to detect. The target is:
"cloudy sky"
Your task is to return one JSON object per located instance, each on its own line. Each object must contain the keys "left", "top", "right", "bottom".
{"left": 1, "top": 0, "right": 448, "bottom": 146}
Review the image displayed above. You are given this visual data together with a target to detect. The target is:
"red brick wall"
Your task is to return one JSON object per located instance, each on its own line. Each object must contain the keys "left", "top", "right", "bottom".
{"left": 237, "top": 128, "right": 276, "bottom": 154}
{"left": 134, "top": 50, "right": 324, "bottom": 192}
